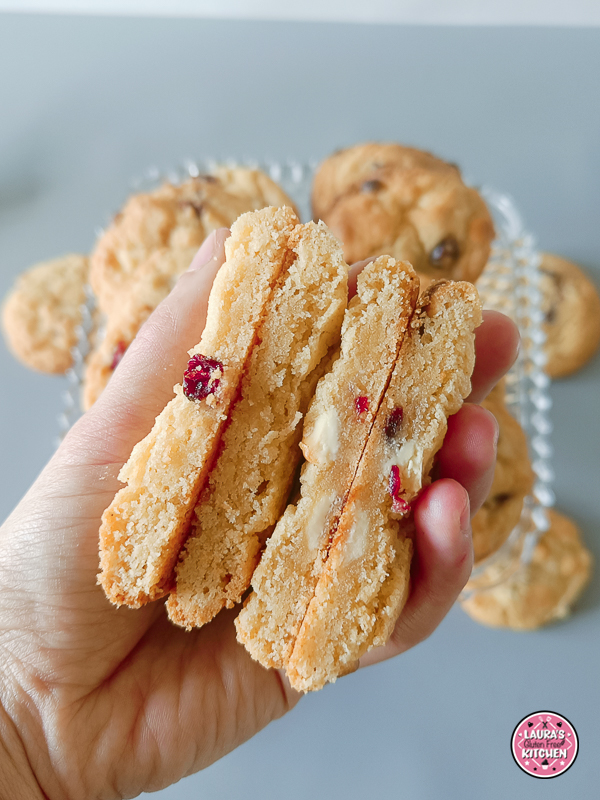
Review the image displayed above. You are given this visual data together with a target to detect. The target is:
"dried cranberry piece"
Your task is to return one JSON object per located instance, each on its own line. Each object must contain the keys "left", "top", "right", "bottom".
{"left": 183, "top": 354, "right": 223, "bottom": 401}
{"left": 388, "top": 465, "right": 410, "bottom": 514}
{"left": 110, "top": 340, "right": 127, "bottom": 371}
{"left": 384, "top": 407, "right": 403, "bottom": 439}
{"left": 429, "top": 235, "right": 460, "bottom": 271}
{"left": 355, "top": 396, "right": 369, "bottom": 415}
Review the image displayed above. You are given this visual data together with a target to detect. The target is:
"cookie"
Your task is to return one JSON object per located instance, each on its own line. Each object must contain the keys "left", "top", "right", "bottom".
{"left": 237, "top": 278, "right": 482, "bottom": 691}
{"left": 82, "top": 247, "right": 198, "bottom": 409}
{"left": 461, "top": 509, "right": 593, "bottom": 630}
{"left": 99, "top": 206, "right": 299, "bottom": 607}
{"left": 90, "top": 167, "right": 297, "bottom": 315}
{"left": 312, "top": 142, "right": 494, "bottom": 283}
{"left": 2, "top": 254, "right": 89, "bottom": 374}
{"left": 471, "top": 388, "right": 535, "bottom": 563}
{"left": 539, "top": 253, "right": 600, "bottom": 378}
{"left": 166, "top": 221, "right": 349, "bottom": 629}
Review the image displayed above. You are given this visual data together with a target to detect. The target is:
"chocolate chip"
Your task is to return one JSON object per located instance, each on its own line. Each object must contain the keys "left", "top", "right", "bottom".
{"left": 200, "top": 174, "right": 218, "bottom": 183}
{"left": 361, "top": 179, "right": 383, "bottom": 193}
{"left": 429, "top": 235, "right": 460, "bottom": 271}
{"left": 494, "top": 493, "right": 511, "bottom": 505}
{"left": 545, "top": 305, "right": 558, "bottom": 325}
{"left": 180, "top": 200, "right": 203, "bottom": 217}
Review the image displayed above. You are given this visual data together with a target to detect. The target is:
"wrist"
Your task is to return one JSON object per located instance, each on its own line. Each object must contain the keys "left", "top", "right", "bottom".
{"left": 0, "top": 702, "right": 47, "bottom": 800}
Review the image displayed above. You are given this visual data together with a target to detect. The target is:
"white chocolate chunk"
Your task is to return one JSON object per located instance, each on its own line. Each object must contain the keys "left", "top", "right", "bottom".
{"left": 301, "top": 406, "right": 340, "bottom": 464}
{"left": 339, "top": 508, "right": 370, "bottom": 565}
{"left": 305, "top": 492, "right": 336, "bottom": 553}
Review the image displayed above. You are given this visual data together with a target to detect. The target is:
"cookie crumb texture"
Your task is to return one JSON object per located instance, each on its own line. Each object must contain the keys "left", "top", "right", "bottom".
{"left": 461, "top": 509, "right": 593, "bottom": 630}
{"left": 539, "top": 253, "right": 600, "bottom": 378}
{"left": 312, "top": 142, "right": 494, "bottom": 285}
{"left": 98, "top": 206, "right": 298, "bottom": 607}
{"left": 2, "top": 254, "right": 89, "bottom": 374}
{"left": 166, "top": 221, "right": 348, "bottom": 629}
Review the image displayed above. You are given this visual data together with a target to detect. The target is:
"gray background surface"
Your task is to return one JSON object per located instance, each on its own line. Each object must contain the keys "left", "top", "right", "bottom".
{"left": 0, "top": 14, "right": 599, "bottom": 799}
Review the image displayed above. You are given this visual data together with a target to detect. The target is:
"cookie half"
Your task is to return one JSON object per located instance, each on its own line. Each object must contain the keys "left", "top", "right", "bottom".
{"left": 462, "top": 509, "right": 593, "bottom": 630}
{"left": 286, "top": 280, "right": 482, "bottom": 691}
{"left": 166, "top": 221, "right": 348, "bottom": 628}
{"left": 98, "top": 206, "right": 298, "bottom": 606}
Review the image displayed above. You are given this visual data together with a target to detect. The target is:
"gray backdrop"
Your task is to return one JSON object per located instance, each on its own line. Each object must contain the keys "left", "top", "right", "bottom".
{"left": 0, "top": 15, "right": 598, "bottom": 799}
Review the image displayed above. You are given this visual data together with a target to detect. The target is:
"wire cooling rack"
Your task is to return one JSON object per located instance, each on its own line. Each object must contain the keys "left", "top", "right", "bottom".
{"left": 60, "top": 161, "right": 554, "bottom": 592}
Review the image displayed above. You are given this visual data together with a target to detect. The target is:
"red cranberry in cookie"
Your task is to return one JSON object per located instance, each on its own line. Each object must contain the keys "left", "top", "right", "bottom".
{"left": 183, "top": 354, "right": 223, "bottom": 401}
{"left": 354, "top": 396, "right": 369, "bottom": 415}
{"left": 384, "top": 406, "right": 403, "bottom": 439}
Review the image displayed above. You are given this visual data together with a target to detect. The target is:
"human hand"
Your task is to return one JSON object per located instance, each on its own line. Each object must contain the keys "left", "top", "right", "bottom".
{"left": 0, "top": 231, "right": 518, "bottom": 799}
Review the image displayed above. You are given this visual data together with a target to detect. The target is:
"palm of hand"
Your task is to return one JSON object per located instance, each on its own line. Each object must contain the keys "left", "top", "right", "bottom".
{"left": 0, "top": 235, "right": 517, "bottom": 799}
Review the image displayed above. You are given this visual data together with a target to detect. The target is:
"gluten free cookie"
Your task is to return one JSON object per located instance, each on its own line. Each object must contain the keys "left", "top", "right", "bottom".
{"left": 312, "top": 142, "right": 494, "bottom": 285}
{"left": 462, "top": 509, "right": 593, "bottom": 630}
{"left": 2, "top": 253, "right": 89, "bottom": 374}
{"left": 539, "top": 253, "right": 600, "bottom": 378}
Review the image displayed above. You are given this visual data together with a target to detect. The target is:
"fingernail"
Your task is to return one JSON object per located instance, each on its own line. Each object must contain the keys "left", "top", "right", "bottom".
{"left": 459, "top": 492, "right": 471, "bottom": 537}
{"left": 187, "top": 231, "right": 218, "bottom": 272}
{"left": 492, "top": 416, "right": 500, "bottom": 449}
